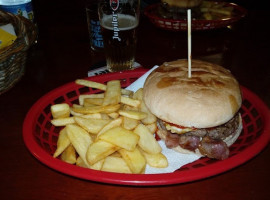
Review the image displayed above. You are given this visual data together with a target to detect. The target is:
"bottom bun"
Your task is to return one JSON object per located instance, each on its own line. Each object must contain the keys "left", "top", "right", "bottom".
{"left": 157, "top": 114, "right": 243, "bottom": 157}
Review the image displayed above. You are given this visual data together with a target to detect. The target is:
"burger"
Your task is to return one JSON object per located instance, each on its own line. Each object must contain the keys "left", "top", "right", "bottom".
{"left": 159, "top": 0, "right": 203, "bottom": 19}
{"left": 143, "top": 59, "right": 242, "bottom": 160}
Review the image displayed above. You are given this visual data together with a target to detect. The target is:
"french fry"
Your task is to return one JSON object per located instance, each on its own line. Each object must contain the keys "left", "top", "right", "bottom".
{"left": 74, "top": 116, "right": 111, "bottom": 134}
{"left": 76, "top": 79, "right": 107, "bottom": 91}
{"left": 51, "top": 103, "right": 70, "bottom": 119}
{"left": 70, "top": 109, "right": 84, "bottom": 116}
{"left": 80, "top": 113, "right": 102, "bottom": 119}
{"left": 121, "top": 89, "right": 133, "bottom": 96}
{"left": 118, "top": 110, "right": 147, "bottom": 120}
{"left": 79, "top": 93, "right": 105, "bottom": 105}
{"left": 76, "top": 156, "right": 105, "bottom": 170}
{"left": 51, "top": 79, "right": 170, "bottom": 174}
{"left": 51, "top": 117, "right": 75, "bottom": 126}
{"left": 60, "top": 144, "right": 77, "bottom": 164}
{"left": 132, "top": 88, "right": 143, "bottom": 100}
{"left": 76, "top": 79, "right": 132, "bottom": 96}
{"left": 118, "top": 147, "right": 146, "bottom": 174}
{"left": 110, "top": 151, "right": 122, "bottom": 157}
{"left": 96, "top": 117, "right": 123, "bottom": 138}
{"left": 145, "top": 123, "right": 157, "bottom": 134}
{"left": 100, "top": 113, "right": 110, "bottom": 120}
{"left": 103, "top": 80, "right": 121, "bottom": 106}
{"left": 102, "top": 156, "right": 132, "bottom": 173}
{"left": 122, "top": 104, "right": 139, "bottom": 111}
{"left": 84, "top": 98, "right": 104, "bottom": 106}
{"left": 66, "top": 124, "right": 93, "bottom": 168}
{"left": 89, "top": 158, "right": 105, "bottom": 170}
{"left": 122, "top": 116, "right": 139, "bottom": 130}
{"left": 72, "top": 104, "right": 82, "bottom": 108}
{"left": 76, "top": 156, "right": 88, "bottom": 168}
{"left": 108, "top": 112, "right": 119, "bottom": 119}
{"left": 120, "top": 96, "right": 141, "bottom": 108}
{"left": 86, "top": 140, "right": 119, "bottom": 165}
{"left": 134, "top": 124, "right": 162, "bottom": 154}
{"left": 140, "top": 101, "right": 157, "bottom": 124}
{"left": 71, "top": 104, "right": 121, "bottom": 114}
{"left": 139, "top": 148, "right": 168, "bottom": 168}
{"left": 53, "top": 127, "right": 70, "bottom": 158}
{"left": 99, "top": 126, "right": 139, "bottom": 151}
{"left": 132, "top": 88, "right": 157, "bottom": 124}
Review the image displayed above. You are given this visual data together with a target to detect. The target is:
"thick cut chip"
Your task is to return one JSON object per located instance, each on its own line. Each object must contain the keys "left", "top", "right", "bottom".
{"left": 145, "top": 123, "right": 157, "bottom": 134}
{"left": 89, "top": 158, "right": 105, "bottom": 170}
{"left": 71, "top": 104, "right": 121, "bottom": 114}
{"left": 120, "top": 96, "right": 141, "bottom": 108}
{"left": 119, "top": 110, "right": 147, "bottom": 120}
{"left": 99, "top": 126, "right": 139, "bottom": 151}
{"left": 51, "top": 117, "right": 75, "bottom": 126}
{"left": 121, "top": 89, "right": 133, "bottom": 96}
{"left": 134, "top": 124, "right": 162, "bottom": 154}
{"left": 86, "top": 140, "right": 119, "bottom": 165}
{"left": 60, "top": 144, "right": 77, "bottom": 164}
{"left": 53, "top": 127, "right": 71, "bottom": 158}
{"left": 103, "top": 80, "right": 121, "bottom": 106}
{"left": 108, "top": 112, "right": 119, "bottom": 119}
{"left": 102, "top": 156, "right": 132, "bottom": 174}
{"left": 122, "top": 104, "right": 139, "bottom": 112}
{"left": 76, "top": 156, "right": 88, "bottom": 168}
{"left": 76, "top": 156, "right": 105, "bottom": 170}
{"left": 122, "top": 116, "right": 139, "bottom": 130}
{"left": 132, "top": 88, "right": 143, "bottom": 100}
{"left": 140, "top": 101, "right": 157, "bottom": 124}
{"left": 76, "top": 79, "right": 107, "bottom": 90}
{"left": 97, "top": 117, "right": 123, "bottom": 138}
{"left": 118, "top": 147, "right": 146, "bottom": 174}
{"left": 110, "top": 151, "right": 122, "bottom": 157}
{"left": 75, "top": 79, "right": 131, "bottom": 95}
{"left": 66, "top": 124, "right": 93, "bottom": 168}
{"left": 139, "top": 148, "right": 168, "bottom": 168}
{"left": 79, "top": 93, "right": 105, "bottom": 105}
{"left": 100, "top": 113, "right": 110, "bottom": 119}
{"left": 80, "top": 113, "right": 102, "bottom": 119}
{"left": 51, "top": 103, "right": 70, "bottom": 119}
{"left": 72, "top": 104, "right": 83, "bottom": 108}
{"left": 74, "top": 116, "right": 111, "bottom": 134}
{"left": 84, "top": 98, "right": 104, "bottom": 106}
{"left": 70, "top": 109, "right": 84, "bottom": 116}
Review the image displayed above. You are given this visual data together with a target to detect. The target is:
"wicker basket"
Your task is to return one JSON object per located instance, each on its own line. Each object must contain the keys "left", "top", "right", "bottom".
{"left": 0, "top": 10, "right": 37, "bottom": 94}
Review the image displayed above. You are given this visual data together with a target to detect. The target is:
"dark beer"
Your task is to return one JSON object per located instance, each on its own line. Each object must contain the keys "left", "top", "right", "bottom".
{"left": 100, "top": 14, "right": 138, "bottom": 72}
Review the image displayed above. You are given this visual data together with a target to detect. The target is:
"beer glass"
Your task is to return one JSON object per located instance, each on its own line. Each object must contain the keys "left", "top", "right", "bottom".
{"left": 98, "top": 0, "right": 140, "bottom": 72}
{"left": 86, "top": 1, "right": 104, "bottom": 51}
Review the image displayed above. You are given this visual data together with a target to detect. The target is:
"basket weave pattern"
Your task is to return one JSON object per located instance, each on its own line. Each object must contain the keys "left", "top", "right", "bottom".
{"left": 0, "top": 10, "right": 37, "bottom": 94}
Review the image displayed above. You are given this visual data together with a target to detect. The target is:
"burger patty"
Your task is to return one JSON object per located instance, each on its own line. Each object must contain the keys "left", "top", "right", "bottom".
{"left": 157, "top": 113, "right": 240, "bottom": 160}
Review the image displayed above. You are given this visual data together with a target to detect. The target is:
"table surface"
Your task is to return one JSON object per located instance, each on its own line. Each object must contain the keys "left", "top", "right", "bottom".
{"left": 1, "top": 0, "right": 270, "bottom": 199}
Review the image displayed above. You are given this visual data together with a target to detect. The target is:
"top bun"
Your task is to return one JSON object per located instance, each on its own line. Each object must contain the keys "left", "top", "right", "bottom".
{"left": 161, "top": 0, "right": 203, "bottom": 8}
{"left": 143, "top": 59, "right": 242, "bottom": 128}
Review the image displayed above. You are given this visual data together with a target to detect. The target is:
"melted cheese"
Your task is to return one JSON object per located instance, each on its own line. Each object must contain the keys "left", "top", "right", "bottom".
{"left": 165, "top": 123, "right": 193, "bottom": 134}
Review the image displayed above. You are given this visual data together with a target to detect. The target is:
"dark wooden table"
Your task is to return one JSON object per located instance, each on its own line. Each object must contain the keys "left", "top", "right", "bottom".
{"left": 1, "top": 0, "right": 269, "bottom": 199}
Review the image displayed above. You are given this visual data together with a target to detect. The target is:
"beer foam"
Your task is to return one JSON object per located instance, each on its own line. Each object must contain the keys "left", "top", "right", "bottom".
{"left": 101, "top": 14, "right": 138, "bottom": 31}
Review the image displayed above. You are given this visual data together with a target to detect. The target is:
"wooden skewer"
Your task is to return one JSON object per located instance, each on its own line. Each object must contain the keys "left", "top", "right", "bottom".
{"left": 187, "top": 9, "right": 192, "bottom": 78}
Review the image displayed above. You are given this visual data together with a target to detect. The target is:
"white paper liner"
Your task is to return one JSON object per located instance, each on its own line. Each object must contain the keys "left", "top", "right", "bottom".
{"left": 126, "top": 65, "right": 202, "bottom": 174}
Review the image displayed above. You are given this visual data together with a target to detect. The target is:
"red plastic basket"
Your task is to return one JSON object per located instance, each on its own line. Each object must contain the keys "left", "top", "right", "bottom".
{"left": 23, "top": 69, "right": 270, "bottom": 186}
{"left": 144, "top": 3, "right": 247, "bottom": 31}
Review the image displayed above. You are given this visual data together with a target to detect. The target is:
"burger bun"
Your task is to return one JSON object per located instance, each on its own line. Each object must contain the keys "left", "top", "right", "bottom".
{"left": 143, "top": 59, "right": 242, "bottom": 128}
